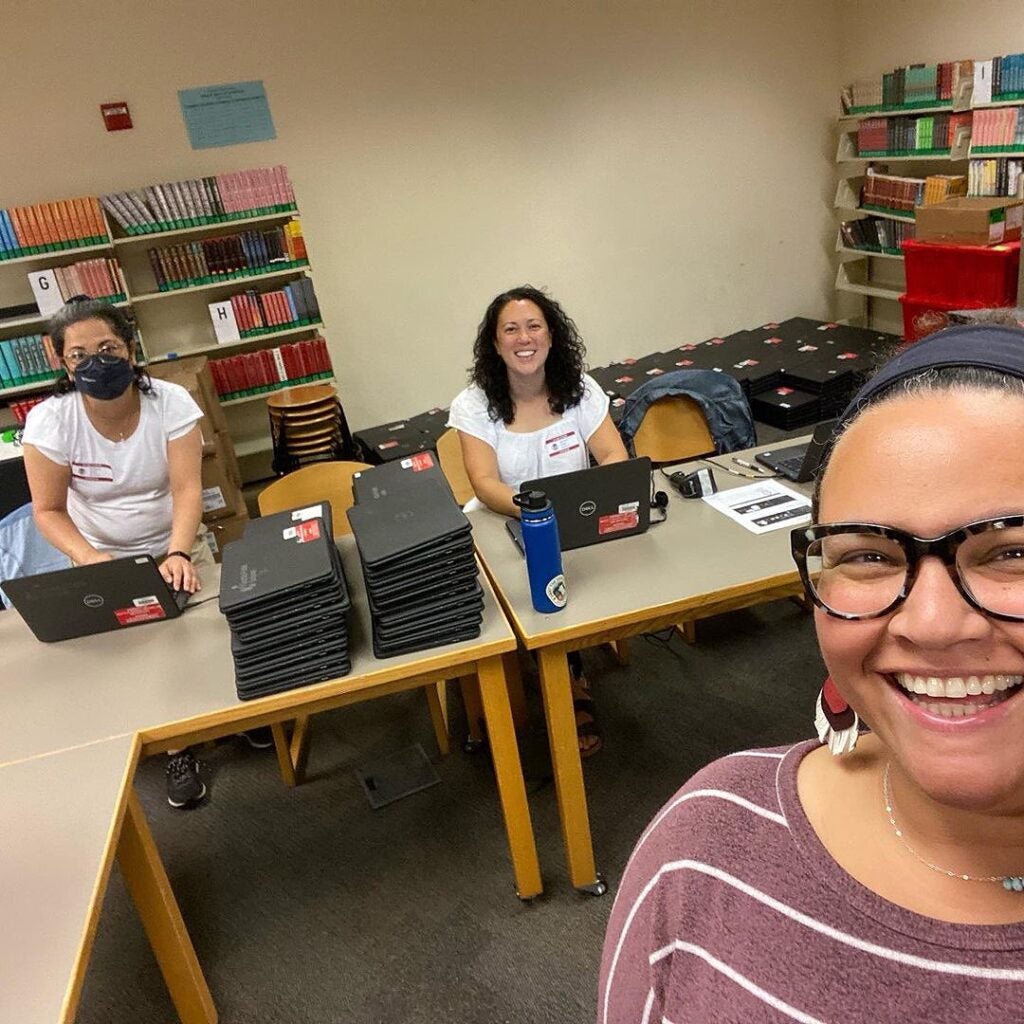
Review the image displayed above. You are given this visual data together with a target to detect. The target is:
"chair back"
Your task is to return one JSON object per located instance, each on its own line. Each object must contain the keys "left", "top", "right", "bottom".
{"left": 257, "top": 461, "right": 372, "bottom": 538}
{"left": 632, "top": 395, "right": 716, "bottom": 464}
{"left": 0, "top": 503, "right": 72, "bottom": 609}
{"left": 435, "top": 429, "right": 476, "bottom": 506}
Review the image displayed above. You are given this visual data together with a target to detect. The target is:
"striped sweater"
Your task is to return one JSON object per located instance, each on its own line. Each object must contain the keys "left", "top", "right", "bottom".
{"left": 598, "top": 741, "right": 1024, "bottom": 1023}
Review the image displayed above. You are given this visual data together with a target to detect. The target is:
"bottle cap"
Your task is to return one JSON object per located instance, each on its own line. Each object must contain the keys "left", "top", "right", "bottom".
{"left": 512, "top": 489, "right": 549, "bottom": 512}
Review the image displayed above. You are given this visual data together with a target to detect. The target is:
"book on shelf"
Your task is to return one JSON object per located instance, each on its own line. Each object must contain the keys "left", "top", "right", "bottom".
{"left": 860, "top": 170, "right": 966, "bottom": 215}
{"left": 147, "top": 218, "right": 308, "bottom": 291}
{"left": 214, "top": 278, "right": 321, "bottom": 338}
{"left": 844, "top": 61, "right": 971, "bottom": 113}
{"left": 101, "top": 166, "right": 297, "bottom": 236}
{"left": 0, "top": 333, "right": 62, "bottom": 389}
{"left": 841, "top": 218, "right": 914, "bottom": 255}
{"left": 0, "top": 197, "right": 107, "bottom": 261}
{"left": 857, "top": 111, "right": 970, "bottom": 156}
{"left": 208, "top": 336, "right": 333, "bottom": 400}
{"left": 968, "top": 158, "right": 1024, "bottom": 197}
{"left": 992, "top": 54, "right": 1024, "bottom": 101}
{"left": 8, "top": 394, "right": 47, "bottom": 423}
{"left": 33, "top": 257, "right": 128, "bottom": 303}
{"left": 971, "top": 106, "right": 1024, "bottom": 151}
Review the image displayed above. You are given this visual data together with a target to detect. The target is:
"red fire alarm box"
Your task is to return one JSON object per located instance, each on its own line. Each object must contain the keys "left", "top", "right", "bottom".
{"left": 100, "top": 102, "right": 132, "bottom": 131}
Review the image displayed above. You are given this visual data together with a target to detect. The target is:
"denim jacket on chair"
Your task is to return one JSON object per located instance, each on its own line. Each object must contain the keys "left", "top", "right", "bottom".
{"left": 617, "top": 369, "right": 756, "bottom": 455}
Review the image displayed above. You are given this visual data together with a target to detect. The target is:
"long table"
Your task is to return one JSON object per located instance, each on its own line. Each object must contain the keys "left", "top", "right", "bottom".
{"left": 470, "top": 443, "right": 813, "bottom": 893}
{"left": 0, "top": 538, "right": 540, "bottom": 1023}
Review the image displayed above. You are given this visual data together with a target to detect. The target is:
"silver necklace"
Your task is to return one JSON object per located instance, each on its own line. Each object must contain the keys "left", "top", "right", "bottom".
{"left": 883, "top": 761, "right": 1024, "bottom": 892}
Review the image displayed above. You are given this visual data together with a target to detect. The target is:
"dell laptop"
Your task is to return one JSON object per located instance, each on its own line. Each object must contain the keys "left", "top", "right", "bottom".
{"left": 754, "top": 419, "right": 837, "bottom": 483}
{"left": 3, "top": 556, "right": 190, "bottom": 643}
{"left": 507, "top": 456, "right": 653, "bottom": 553}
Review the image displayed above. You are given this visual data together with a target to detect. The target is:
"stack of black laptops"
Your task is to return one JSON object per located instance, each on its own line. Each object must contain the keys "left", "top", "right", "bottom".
{"left": 219, "top": 504, "right": 351, "bottom": 699}
{"left": 348, "top": 462, "right": 482, "bottom": 658}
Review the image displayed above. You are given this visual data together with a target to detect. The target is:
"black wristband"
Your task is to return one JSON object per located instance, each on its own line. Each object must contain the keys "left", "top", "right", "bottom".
{"left": 166, "top": 550, "right": 192, "bottom": 562}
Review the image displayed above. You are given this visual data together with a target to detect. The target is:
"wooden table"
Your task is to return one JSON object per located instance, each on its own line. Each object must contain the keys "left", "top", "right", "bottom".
{"left": 0, "top": 538, "right": 540, "bottom": 1023}
{"left": 469, "top": 442, "right": 812, "bottom": 894}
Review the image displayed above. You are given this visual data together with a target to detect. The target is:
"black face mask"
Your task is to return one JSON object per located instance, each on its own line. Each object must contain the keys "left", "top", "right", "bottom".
{"left": 73, "top": 354, "right": 135, "bottom": 400}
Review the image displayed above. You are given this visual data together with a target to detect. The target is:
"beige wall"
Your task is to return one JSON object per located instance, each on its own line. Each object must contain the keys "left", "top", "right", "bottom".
{"left": 840, "top": 0, "right": 1024, "bottom": 80}
{"left": 1, "top": 0, "right": 842, "bottom": 430}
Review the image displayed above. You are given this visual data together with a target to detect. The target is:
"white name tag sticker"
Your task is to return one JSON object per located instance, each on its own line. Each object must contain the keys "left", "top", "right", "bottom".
{"left": 544, "top": 429, "right": 581, "bottom": 457}
{"left": 133, "top": 595, "right": 160, "bottom": 607}
{"left": 618, "top": 501, "right": 640, "bottom": 514}
{"left": 70, "top": 461, "right": 114, "bottom": 482}
{"left": 291, "top": 504, "right": 323, "bottom": 521}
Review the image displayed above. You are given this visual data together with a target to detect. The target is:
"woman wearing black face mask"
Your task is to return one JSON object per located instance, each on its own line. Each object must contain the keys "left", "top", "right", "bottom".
{"left": 20, "top": 298, "right": 208, "bottom": 596}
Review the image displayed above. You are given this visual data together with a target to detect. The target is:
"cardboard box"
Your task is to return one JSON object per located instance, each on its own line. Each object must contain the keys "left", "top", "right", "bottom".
{"left": 149, "top": 355, "right": 231, "bottom": 443}
{"left": 915, "top": 196, "right": 1024, "bottom": 246}
{"left": 200, "top": 509, "right": 250, "bottom": 563}
{"left": 201, "top": 448, "right": 246, "bottom": 522}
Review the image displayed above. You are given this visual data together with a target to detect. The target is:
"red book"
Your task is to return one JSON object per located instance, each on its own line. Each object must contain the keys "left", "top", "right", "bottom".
{"left": 225, "top": 355, "right": 245, "bottom": 393}
{"left": 316, "top": 336, "right": 331, "bottom": 374}
{"left": 281, "top": 341, "right": 300, "bottom": 380}
{"left": 229, "top": 294, "right": 247, "bottom": 332}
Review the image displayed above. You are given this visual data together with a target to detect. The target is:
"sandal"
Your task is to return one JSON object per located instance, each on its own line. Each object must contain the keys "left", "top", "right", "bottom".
{"left": 574, "top": 696, "right": 603, "bottom": 758}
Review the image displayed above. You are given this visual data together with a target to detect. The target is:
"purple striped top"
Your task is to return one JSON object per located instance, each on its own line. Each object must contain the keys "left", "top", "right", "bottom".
{"left": 598, "top": 740, "right": 1024, "bottom": 1024}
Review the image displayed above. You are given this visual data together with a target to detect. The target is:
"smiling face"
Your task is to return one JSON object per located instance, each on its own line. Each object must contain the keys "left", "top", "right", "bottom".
{"left": 494, "top": 299, "right": 552, "bottom": 381}
{"left": 816, "top": 387, "right": 1024, "bottom": 813}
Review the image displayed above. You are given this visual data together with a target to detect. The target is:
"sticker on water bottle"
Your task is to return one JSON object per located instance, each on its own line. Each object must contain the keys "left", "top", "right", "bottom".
{"left": 545, "top": 574, "right": 567, "bottom": 608}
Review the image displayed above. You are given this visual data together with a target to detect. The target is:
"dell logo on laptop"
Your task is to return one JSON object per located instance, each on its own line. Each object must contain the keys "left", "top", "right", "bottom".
{"left": 579, "top": 500, "right": 597, "bottom": 517}
{"left": 83, "top": 594, "right": 104, "bottom": 608}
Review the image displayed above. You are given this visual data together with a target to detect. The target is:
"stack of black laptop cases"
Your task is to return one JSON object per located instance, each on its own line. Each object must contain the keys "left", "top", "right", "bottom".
{"left": 219, "top": 504, "right": 351, "bottom": 699}
{"left": 348, "top": 461, "right": 482, "bottom": 658}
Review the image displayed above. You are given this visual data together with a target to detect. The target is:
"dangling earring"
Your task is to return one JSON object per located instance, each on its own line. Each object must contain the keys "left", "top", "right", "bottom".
{"left": 815, "top": 676, "right": 860, "bottom": 756}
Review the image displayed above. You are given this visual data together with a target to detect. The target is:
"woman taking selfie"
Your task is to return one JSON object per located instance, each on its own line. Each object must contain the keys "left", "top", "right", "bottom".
{"left": 600, "top": 325, "right": 1024, "bottom": 1022}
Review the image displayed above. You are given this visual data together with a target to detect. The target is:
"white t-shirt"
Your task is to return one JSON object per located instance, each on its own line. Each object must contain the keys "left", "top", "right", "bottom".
{"left": 22, "top": 379, "right": 203, "bottom": 558}
{"left": 447, "top": 374, "right": 609, "bottom": 488}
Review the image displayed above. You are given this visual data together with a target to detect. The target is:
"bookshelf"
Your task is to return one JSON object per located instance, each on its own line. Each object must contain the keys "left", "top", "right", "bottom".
{"left": 835, "top": 67, "right": 977, "bottom": 331}
{"left": 0, "top": 168, "right": 334, "bottom": 481}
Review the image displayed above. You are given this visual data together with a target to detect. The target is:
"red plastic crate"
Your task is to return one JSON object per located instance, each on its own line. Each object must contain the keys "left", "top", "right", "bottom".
{"left": 899, "top": 294, "right": 992, "bottom": 341}
{"left": 902, "top": 239, "right": 1020, "bottom": 306}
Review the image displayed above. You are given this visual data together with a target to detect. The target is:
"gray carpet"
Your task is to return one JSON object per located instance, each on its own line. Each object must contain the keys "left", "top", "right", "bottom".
{"left": 77, "top": 597, "right": 824, "bottom": 1024}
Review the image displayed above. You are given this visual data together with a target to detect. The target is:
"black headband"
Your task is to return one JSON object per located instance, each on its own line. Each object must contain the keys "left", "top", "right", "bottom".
{"left": 837, "top": 323, "right": 1024, "bottom": 429}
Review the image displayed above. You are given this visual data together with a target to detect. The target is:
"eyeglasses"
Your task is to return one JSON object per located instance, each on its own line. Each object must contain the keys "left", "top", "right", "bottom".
{"left": 64, "top": 341, "right": 128, "bottom": 367}
{"left": 790, "top": 517, "right": 1024, "bottom": 621}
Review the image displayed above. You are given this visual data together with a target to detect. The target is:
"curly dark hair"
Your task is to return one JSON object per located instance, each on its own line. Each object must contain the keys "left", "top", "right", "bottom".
{"left": 48, "top": 296, "right": 152, "bottom": 396}
{"left": 470, "top": 285, "right": 586, "bottom": 424}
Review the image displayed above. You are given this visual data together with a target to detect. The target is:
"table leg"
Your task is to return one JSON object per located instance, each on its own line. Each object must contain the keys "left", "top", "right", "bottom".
{"left": 458, "top": 674, "right": 486, "bottom": 749}
{"left": 117, "top": 789, "right": 217, "bottom": 1024}
{"left": 537, "top": 647, "right": 602, "bottom": 894}
{"left": 424, "top": 680, "right": 451, "bottom": 756}
{"left": 476, "top": 655, "right": 543, "bottom": 899}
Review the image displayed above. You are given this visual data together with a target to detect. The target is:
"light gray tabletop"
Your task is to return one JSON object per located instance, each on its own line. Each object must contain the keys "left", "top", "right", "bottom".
{"left": 0, "top": 733, "right": 137, "bottom": 1024}
{"left": 0, "top": 537, "right": 515, "bottom": 765}
{"left": 470, "top": 441, "right": 814, "bottom": 648}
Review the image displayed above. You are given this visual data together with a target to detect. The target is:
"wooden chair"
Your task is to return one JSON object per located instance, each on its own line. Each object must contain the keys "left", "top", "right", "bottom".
{"left": 435, "top": 428, "right": 476, "bottom": 506}
{"left": 631, "top": 395, "right": 716, "bottom": 464}
{"left": 257, "top": 460, "right": 371, "bottom": 538}
{"left": 256, "top": 463, "right": 452, "bottom": 782}
{"left": 632, "top": 396, "right": 716, "bottom": 644}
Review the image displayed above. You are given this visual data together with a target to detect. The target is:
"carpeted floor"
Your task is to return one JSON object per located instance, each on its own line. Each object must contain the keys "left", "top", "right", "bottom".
{"left": 77, "top": 596, "right": 825, "bottom": 1024}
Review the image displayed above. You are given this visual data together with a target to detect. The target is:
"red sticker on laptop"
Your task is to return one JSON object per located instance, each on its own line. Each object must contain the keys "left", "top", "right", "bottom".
{"left": 295, "top": 519, "right": 320, "bottom": 543}
{"left": 402, "top": 452, "right": 435, "bottom": 471}
{"left": 598, "top": 511, "right": 639, "bottom": 535}
{"left": 114, "top": 604, "right": 167, "bottom": 626}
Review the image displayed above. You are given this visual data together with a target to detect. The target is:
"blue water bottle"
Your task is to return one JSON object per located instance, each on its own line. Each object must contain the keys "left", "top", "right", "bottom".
{"left": 513, "top": 489, "right": 567, "bottom": 613}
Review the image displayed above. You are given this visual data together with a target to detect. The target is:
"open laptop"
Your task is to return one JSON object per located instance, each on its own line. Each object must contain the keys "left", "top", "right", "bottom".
{"left": 754, "top": 419, "right": 837, "bottom": 483}
{"left": 506, "top": 457, "right": 653, "bottom": 553}
{"left": 2, "top": 556, "right": 190, "bottom": 642}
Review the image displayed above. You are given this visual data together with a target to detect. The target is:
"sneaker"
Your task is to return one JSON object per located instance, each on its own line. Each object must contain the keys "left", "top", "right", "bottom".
{"left": 165, "top": 751, "right": 207, "bottom": 808}
{"left": 237, "top": 726, "right": 275, "bottom": 750}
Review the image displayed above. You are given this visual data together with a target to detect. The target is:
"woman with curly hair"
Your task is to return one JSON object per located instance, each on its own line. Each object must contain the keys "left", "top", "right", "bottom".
{"left": 448, "top": 285, "right": 628, "bottom": 754}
